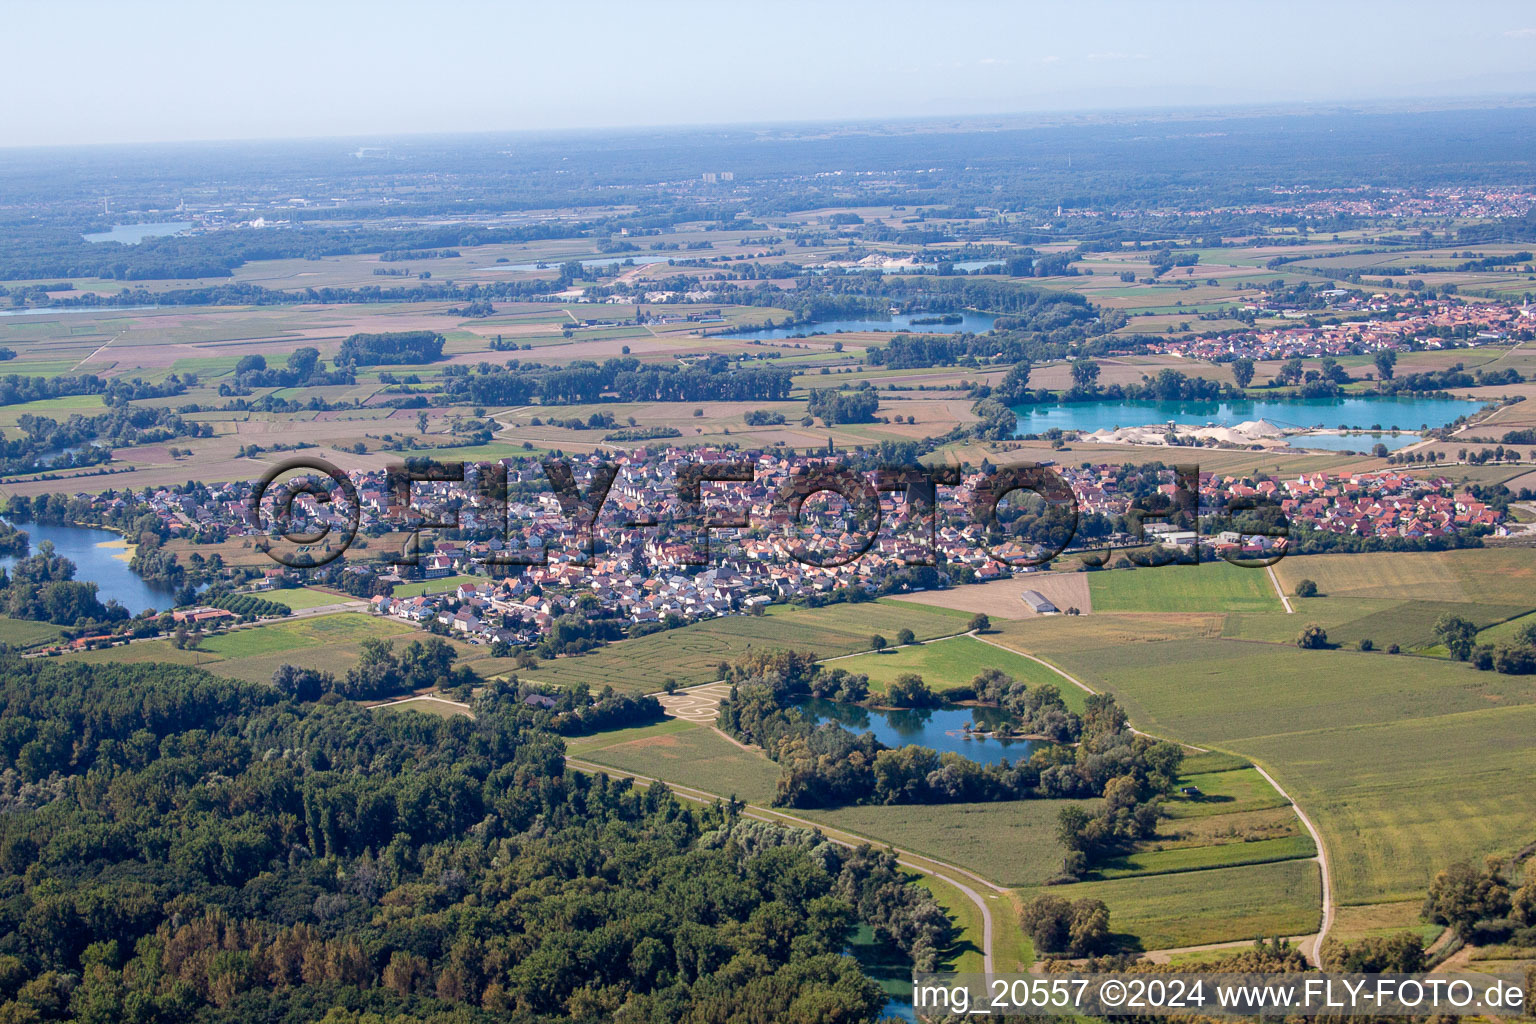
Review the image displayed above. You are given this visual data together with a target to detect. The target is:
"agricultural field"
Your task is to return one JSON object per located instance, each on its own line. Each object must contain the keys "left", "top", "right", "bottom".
{"left": 797, "top": 797, "right": 1096, "bottom": 889}
{"left": 65, "top": 612, "right": 422, "bottom": 684}
{"left": 1238, "top": 703, "right": 1536, "bottom": 904}
{"left": 1092, "top": 835, "right": 1315, "bottom": 880}
{"left": 1017, "top": 634, "right": 1536, "bottom": 749}
{"left": 258, "top": 586, "right": 354, "bottom": 609}
{"left": 1018, "top": 859, "right": 1322, "bottom": 951}
{"left": 995, "top": 555, "right": 1536, "bottom": 910}
{"left": 0, "top": 147, "right": 1532, "bottom": 976}
{"left": 0, "top": 616, "right": 64, "bottom": 648}
{"left": 1470, "top": 609, "right": 1536, "bottom": 647}
{"left": 828, "top": 634, "right": 1086, "bottom": 709}
{"left": 519, "top": 599, "right": 970, "bottom": 693}
{"left": 1086, "top": 561, "right": 1282, "bottom": 614}
{"left": 1227, "top": 597, "right": 1528, "bottom": 651}
{"left": 1272, "top": 549, "right": 1536, "bottom": 607}
{"left": 570, "top": 720, "right": 782, "bottom": 806}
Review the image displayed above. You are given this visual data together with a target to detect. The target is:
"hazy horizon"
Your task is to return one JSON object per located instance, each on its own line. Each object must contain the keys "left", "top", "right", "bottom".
{"left": 6, "top": 0, "right": 1536, "bottom": 149}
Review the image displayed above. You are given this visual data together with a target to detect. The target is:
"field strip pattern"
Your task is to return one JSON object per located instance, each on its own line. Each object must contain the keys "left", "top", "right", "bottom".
{"left": 970, "top": 631, "right": 1332, "bottom": 961}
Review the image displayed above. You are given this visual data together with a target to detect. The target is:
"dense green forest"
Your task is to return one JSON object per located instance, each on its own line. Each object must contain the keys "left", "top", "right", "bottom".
{"left": 0, "top": 657, "right": 951, "bottom": 1023}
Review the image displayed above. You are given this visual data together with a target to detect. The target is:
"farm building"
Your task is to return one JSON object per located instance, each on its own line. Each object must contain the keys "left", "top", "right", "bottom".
{"left": 1020, "top": 590, "right": 1058, "bottom": 614}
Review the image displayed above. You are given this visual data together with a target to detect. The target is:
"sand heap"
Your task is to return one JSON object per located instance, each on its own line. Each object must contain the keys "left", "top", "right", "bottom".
{"left": 1081, "top": 418, "right": 1288, "bottom": 448}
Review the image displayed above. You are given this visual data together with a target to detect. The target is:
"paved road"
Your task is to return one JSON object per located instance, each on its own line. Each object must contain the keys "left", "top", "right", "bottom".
{"left": 1267, "top": 565, "right": 1294, "bottom": 613}
{"left": 384, "top": 617, "right": 1334, "bottom": 968}
{"left": 1252, "top": 761, "right": 1332, "bottom": 965}
{"left": 970, "top": 632, "right": 1336, "bottom": 964}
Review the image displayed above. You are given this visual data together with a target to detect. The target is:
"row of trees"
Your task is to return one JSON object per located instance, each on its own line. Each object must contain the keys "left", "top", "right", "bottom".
{"left": 440, "top": 355, "right": 794, "bottom": 406}
{"left": 271, "top": 636, "right": 477, "bottom": 702}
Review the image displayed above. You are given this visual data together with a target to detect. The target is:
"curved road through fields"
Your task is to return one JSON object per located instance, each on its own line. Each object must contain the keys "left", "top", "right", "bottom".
{"left": 382, "top": 624, "right": 1332, "bottom": 969}
{"left": 970, "top": 631, "right": 1333, "bottom": 966}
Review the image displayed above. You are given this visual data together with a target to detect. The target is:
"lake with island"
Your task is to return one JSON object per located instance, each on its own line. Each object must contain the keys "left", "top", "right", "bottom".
{"left": 0, "top": 520, "right": 179, "bottom": 614}
{"left": 725, "top": 310, "right": 996, "bottom": 341}
{"left": 794, "top": 697, "right": 1040, "bottom": 766}
{"left": 1013, "top": 394, "right": 1486, "bottom": 449}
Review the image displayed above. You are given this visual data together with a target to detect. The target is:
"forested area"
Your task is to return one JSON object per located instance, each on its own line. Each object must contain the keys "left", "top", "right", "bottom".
{"left": 0, "top": 657, "right": 956, "bottom": 1022}
{"left": 336, "top": 332, "right": 446, "bottom": 367}
{"left": 9, "top": 106, "right": 1536, "bottom": 286}
{"left": 0, "top": 405, "right": 213, "bottom": 475}
{"left": 0, "top": 542, "right": 125, "bottom": 626}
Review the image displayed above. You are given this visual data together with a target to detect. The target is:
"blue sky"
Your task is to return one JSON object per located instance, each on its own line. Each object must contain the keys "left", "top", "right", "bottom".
{"left": 6, "top": 0, "right": 1536, "bottom": 146}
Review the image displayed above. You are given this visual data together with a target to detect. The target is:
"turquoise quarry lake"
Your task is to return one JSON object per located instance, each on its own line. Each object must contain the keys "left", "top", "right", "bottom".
{"left": 1013, "top": 394, "right": 1484, "bottom": 449}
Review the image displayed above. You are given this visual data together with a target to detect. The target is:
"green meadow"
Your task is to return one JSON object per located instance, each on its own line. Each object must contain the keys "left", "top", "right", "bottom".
{"left": 259, "top": 587, "right": 351, "bottom": 610}
{"left": 572, "top": 721, "right": 782, "bottom": 806}
{"left": 522, "top": 599, "right": 969, "bottom": 693}
{"left": 829, "top": 634, "right": 1087, "bottom": 710}
{"left": 1087, "top": 561, "right": 1281, "bottom": 614}
{"left": 1020, "top": 859, "right": 1321, "bottom": 951}
{"left": 67, "top": 612, "right": 422, "bottom": 685}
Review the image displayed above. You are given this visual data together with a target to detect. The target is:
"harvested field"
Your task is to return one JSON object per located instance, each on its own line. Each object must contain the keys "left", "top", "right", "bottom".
{"left": 889, "top": 572, "right": 1091, "bottom": 619}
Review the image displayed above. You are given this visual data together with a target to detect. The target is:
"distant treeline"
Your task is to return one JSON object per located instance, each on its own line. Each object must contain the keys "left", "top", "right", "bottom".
{"left": 379, "top": 247, "right": 460, "bottom": 261}
{"left": 441, "top": 354, "right": 793, "bottom": 406}
{"left": 0, "top": 372, "right": 189, "bottom": 408}
{"left": 0, "top": 221, "right": 574, "bottom": 282}
{"left": 222, "top": 347, "right": 354, "bottom": 391}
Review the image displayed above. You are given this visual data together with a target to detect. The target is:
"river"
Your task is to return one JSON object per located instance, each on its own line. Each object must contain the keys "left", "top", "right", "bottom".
{"left": 795, "top": 697, "right": 1040, "bottom": 766}
{"left": 1013, "top": 394, "right": 1484, "bottom": 447}
{"left": 0, "top": 520, "right": 179, "bottom": 614}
